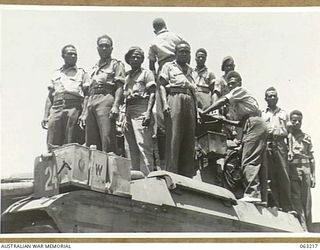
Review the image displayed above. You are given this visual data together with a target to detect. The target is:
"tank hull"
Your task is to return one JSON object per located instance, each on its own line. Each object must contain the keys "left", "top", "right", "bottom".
{"left": 2, "top": 173, "right": 304, "bottom": 233}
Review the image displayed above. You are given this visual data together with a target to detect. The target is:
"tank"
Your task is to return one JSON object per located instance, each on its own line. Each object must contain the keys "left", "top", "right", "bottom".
{"left": 1, "top": 143, "right": 304, "bottom": 233}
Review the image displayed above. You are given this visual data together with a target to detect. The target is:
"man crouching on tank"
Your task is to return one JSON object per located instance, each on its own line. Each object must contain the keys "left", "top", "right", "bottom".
{"left": 199, "top": 71, "right": 268, "bottom": 204}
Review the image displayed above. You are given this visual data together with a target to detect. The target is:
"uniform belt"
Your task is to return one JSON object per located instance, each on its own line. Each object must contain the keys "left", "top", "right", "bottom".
{"left": 291, "top": 158, "right": 310, "bottom": 164}
{"left": 267, "top": 134, "right": 287, "bottom": 141}
{"left": 91, "top": 85, "right": 114, "bottom": 96}
{"left": 168, "top": 87, "right": 193, "bottom": 96}
{"left": 197, "top": 85, "right": 211, "bottom": 94}
{"left": 240, "top": 112, "right": 261, "bottom": 126}
{"left": 53, "top": 93, "right": 82, "bottom": 102}
{"left": 53, "top": 99, "right": 82, "bottom": 106}
{"left": 126, "top": 98, "right": 148, "bottom": 106}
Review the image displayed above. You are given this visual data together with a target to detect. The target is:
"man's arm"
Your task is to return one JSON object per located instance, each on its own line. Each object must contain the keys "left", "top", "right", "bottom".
{"left": 79, "top": 94, "right": 89, "bottom": 129}
{"left": 110, "top": 82, "right": 123, "bottom": 119}
{"left": 149, "top": 59, "right": 156, "bottom": 72}
{"left": 158, "top": 77, "right": 170, "bottom": 115}
{"left": 142, "top": 91, "right": 156, "bottom": 127}
{"left": 41, "top": 90, "right": 53, "bottom": 129}
{"left": 309, "top": 137, "right": 316, "bottom": 188}
{"left": 202, "top": 96, "right": 228, "bottom": 114}
{"left": 310, "top": 157, "right": 316, "bottom": 188}
{"left": 110, "top": 61, "right": 126, "bottom": 119}
{"left": 79, "top": 72, "right": 90, "bottom": 129}
{"left": 149, "top": 59, "right": 157, "bottom": 78}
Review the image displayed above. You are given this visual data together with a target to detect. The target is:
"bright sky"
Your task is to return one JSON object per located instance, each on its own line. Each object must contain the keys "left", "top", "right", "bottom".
{"left": 1, "top": 6, "right": 320, "bottom": 221}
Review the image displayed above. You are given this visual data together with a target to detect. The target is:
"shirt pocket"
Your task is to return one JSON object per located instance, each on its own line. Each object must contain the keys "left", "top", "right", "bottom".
{"left": 96, "top": 68, "right": 115, "bottom": 85}
{"left": 169, "top": 71, "right": 186, "bottom": 85}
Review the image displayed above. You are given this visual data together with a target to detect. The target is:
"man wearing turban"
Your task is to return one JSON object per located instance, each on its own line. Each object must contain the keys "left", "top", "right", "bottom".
{"left": 123, "top": 46, "right": 156, "bottom": 176}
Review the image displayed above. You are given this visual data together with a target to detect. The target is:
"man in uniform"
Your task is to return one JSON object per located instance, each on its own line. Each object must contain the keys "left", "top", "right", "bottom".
{"left": 213, "top": 56, "right": 235, "bottom": 103}
{"left": 193, "top": 48, "right": 222, "bottom": 185}
{"left": 200, "top": 71, "right": 267, "bottom": 203}
{"left": 194, "top": 48, "right": 215, "bottom": 114}
{"left": 79, "top": 35, "right": 125, "bottom": 153}
{"left": 41, "top": 45, "right": 89, "bottom": 151}
{"left": 148, "top": 17, "right": 183, "bottom": 76}
{"left": 148, "top": 17, "right": 184, "bottom": 169}
{"left": 288, "top": 110, "right": 316, "bottom": 231}
{"left": 123, "top": 46, "right": 156, "bottom": 176}
{"left": 262, "top": 87, "right": 293, "bottom": 212}
{"left": 213, "top": 56, "right": 240, "bottom": 140}
{"left": 159, "top": 41, "right": 197, "bottom": 178}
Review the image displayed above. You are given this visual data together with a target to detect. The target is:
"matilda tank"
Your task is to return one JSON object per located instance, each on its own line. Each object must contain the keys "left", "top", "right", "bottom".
{"left": 1, "top": 140, "right": 304, "bottom": 233}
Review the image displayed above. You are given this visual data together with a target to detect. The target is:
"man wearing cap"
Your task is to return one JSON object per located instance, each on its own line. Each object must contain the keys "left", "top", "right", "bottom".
{"left": 200, "top": 71, "right": 268, "bottom": 203}
{"left": 212, "top": 56, "right": 241, "bottom": 140}
{"left": 262, "top": 87, "right": 293, "bottom": 212}
{"left": 123, "top": 46, "right": 156, "bottom": 176}
{"left": 213, "top": 56, "right": 235, "bottom": 102}
{"left": 159, "top": 41, "right": 197, "bottom": 178}
{"left": 79, "top": 35, "right": 125, "bottom": 153}
{"left": 41, "top": 45, "right": 89, "bottom": 151}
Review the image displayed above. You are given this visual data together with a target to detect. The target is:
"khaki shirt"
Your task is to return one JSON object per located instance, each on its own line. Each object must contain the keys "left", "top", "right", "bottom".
{"left": 262, "top": 107, "right": 289, "bottom": 137}
{"left": 89, "top": 58, "right": 125, "bottom": 89}
{"left": 48, "top": 66, "right": 90, "bottom": 98}
{"left": 289, "top": 132, "right": 314, "bottom": 160}
{"left": 160, "top": 61, "right": 197, "bottom": 91}
{"left": 225, "top": 86, "right": 260, "bottom": 121}
{"left": 124, "top": 68, "right": 156, "bottom": 101}
{"left": 214, "top": 76, "right": 230, "bottom": 97}
{"left": 194, "top": 66, "right": 215, "bottom": 93}
{"left": 148, "top": 29, "right": 183, "bottom": 69}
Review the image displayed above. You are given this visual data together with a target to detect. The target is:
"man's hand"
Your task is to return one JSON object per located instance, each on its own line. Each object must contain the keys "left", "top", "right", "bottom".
{"left": 142, "top": 111, "right": 152, "bottom": 127}
{"left": 288, "top": 151, "right": 294, "bottom": 162}
{"left": 197, "top": 108, "right": 203, "bottom": 124}
{"left": 311, "top": 175, "right": 316, "bottom": 188}
{"left": 163, "top": 103, "right": 171, "bottom": 116}
{"left": 78, "top": 115, "right": 86, "bottom": 130}
{"left": 109, "top": 106, "right": 119, "bottom": 119}
{"left": 41, "top": 118, "right": 48, "bottom": 130}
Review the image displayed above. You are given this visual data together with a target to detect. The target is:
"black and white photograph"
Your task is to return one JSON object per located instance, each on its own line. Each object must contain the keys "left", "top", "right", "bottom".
{"left": 1, "top": 5, "right": 320, "bottom": 235}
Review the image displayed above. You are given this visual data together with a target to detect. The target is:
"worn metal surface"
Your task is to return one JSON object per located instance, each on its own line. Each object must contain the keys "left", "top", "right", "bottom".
{"left": 2, "top": 174, "right": 304, "bottom": 232}
{"left": 1, "top": 182, "right": 34, "bottom": 197}
{"left": 148, "top": 171, "right": 237, "bottom": 204}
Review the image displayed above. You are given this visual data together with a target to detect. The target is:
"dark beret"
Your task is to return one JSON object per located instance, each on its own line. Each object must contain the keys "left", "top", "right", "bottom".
{"left": 221, "top": 56, "right": 234, "bottom": 71}
{"left": 226, "top": 70, "right": 242, "bottom": 83}
{"left": 196, "top": 48, "right": 207, "bottom": 56}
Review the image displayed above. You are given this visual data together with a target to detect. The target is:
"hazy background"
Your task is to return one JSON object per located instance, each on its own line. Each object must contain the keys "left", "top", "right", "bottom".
{"left": 1, "top": 6, "right": 320, "bottom": 221}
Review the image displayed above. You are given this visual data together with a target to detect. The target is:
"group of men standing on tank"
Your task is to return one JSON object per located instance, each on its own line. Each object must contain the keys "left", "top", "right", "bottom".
{"left": 41, "top": 18, "right": 316, "bottom": 231}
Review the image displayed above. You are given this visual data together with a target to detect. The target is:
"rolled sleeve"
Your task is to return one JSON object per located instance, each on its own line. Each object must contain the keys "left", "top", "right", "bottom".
{"left": 159, "top": 62, "right": 170, "bottom": 85}
{"left": 114, "top": 61, "right": 126, "bottom": 85}
{"left": 225, "top": 87, "right": 246, "bottom": 104}
{"left": 145, "top": 70, "right": 156, "bottom": 92}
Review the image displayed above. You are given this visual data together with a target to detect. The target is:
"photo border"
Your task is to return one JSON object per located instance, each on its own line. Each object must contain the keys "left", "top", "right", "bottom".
{"left": 1, "top": 0, "right": 320, "bottom": 243}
